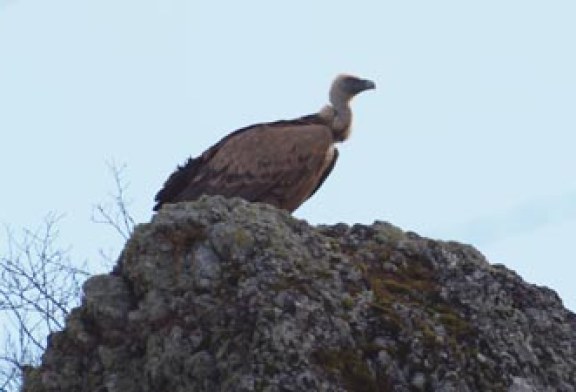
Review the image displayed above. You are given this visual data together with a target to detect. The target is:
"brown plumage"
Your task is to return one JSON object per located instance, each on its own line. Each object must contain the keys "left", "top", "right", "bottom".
{"left": 153, "top": 74, "right": 375, "bottom": 212}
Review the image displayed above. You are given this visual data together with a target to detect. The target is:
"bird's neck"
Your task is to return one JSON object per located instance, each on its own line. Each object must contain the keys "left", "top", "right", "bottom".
{"left": 322, "top": 91, "right": 352, "bottom": 142}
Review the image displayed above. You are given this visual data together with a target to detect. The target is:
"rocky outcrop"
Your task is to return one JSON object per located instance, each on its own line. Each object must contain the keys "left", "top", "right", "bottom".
{"left": 22, "top": 196, "right": 576, "bottom": 391}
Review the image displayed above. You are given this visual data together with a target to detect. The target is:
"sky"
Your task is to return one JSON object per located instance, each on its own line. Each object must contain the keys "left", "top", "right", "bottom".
{"left": 1, "top": 1, "right": 575, "bottom": 311}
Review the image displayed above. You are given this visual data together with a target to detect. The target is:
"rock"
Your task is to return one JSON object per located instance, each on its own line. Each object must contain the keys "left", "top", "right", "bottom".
{"left": 83, "top": 274, "right": 131, "bottom": 328}
{"left": 22, "top": 196, "right": 576, "bottom": 391}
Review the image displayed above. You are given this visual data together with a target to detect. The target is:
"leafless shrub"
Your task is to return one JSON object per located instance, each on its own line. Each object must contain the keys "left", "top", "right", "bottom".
{"left": 0, "top": 161, "right": 136, "bottom": 391}
{"left": 0, "top": 214, "right": 90, "bottom": 391}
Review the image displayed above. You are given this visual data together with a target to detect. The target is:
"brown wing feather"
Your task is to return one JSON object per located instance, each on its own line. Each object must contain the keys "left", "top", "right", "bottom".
{"left": 153, "top": 114, "right": 333, "bottom": 211}
{"left": 306, "top": 148, "right": 339, "bottom": 201}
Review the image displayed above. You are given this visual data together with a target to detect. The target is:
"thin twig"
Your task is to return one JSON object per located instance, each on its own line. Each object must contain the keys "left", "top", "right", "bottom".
{"left": 91, "top": 160, "right": 135, "bottom": 240}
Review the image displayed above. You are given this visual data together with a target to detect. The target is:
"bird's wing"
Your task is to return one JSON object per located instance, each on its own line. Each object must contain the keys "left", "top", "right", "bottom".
{"left": 154, "top": 120, "right": 335, "bottom": 212}
{"left": 305, "top": 147, "right": 339, "bottom": 201}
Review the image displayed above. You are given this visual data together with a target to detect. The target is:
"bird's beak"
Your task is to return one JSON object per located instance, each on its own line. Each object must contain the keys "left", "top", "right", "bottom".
{"left": 362, "top": 79, "right": 376, "bottom": 91}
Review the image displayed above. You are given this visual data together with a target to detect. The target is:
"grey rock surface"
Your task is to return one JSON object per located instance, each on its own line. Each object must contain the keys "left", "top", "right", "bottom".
{"left": 22, "top": 196, "right": 576, "bottom": 391}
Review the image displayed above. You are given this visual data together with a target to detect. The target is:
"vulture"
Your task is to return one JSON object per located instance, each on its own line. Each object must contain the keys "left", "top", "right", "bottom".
{"left": 153, "top": 74, "right": 375, "bottom": 213}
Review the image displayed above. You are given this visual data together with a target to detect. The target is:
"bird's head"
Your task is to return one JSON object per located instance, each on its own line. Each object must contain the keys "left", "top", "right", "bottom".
{"left": 330, "top": 74, "right": 376, "bottom": 105}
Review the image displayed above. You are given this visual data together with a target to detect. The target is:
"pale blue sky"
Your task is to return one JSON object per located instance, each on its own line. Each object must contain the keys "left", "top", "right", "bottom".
{"left": 1, "top": 1, "right": 575, "bottom": 310}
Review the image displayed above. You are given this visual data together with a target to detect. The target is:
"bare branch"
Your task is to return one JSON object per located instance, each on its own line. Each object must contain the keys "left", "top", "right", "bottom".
{"left": 91, "top": 160, "right": 135, "bottom": 240}
{"left": 0, "top": 214, "right": 88, "bottom": 391}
